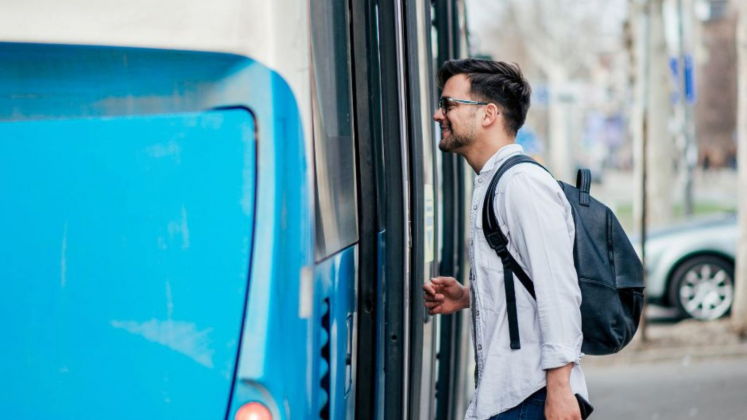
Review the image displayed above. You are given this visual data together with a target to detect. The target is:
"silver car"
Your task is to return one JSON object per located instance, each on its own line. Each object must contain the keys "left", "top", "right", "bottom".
{"left": 635, "top": 212, "right": 737, "bottom": 321}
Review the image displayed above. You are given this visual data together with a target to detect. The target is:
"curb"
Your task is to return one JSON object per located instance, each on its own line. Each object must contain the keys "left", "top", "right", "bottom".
{"left": 584, "top": 343, "right": 747, "bottom": 367}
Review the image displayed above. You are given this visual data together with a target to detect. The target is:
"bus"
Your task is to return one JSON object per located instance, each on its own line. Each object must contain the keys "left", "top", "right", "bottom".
{"left": 0, "top": 1, "right": 474, "bottom": 419}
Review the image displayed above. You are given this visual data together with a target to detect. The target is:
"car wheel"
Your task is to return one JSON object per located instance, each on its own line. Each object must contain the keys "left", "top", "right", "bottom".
{"left": 669, "top": 255, "right": 735, "bottom": 321}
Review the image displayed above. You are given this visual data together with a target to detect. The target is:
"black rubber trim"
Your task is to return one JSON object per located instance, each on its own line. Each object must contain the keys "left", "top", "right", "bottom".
{"left": 378, "top": 0, "right": 407, "bottom": 418}
{"left": 402, "top": 0, "right": 427, "bottom": 418}
{"left": 433, "top": 1, "right": 464, "bottom": 417}
{"left": 349, "top": 0, "right": 381, "bottom": 417}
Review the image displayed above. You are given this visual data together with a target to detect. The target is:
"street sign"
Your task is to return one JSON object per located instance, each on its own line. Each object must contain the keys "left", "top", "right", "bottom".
{"left": 669, "top": 54, "right": 697, "bottom": 105}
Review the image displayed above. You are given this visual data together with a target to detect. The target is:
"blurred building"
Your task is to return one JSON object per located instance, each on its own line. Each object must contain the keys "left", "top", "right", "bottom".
{"left": 694, "top": 0, "right": 738, "bottom": 167}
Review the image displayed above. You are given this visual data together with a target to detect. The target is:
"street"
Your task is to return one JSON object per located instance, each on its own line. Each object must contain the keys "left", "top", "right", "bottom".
{"left": 585, "top": 357, "right": 747, "bottom": 420}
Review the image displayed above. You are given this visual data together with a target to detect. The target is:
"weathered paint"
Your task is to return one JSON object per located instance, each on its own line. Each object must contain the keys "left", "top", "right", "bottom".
{"left": 0, "top": 110, "right": 256, "bottom": 419}
{"left": 0, "top": 0, "right": 313, "bottom": 165}
{"left": 0, "top": 43, "right": 315, "bottom": 420}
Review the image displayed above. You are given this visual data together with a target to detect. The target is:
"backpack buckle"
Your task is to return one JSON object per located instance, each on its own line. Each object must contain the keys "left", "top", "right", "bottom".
{"left": 486, "top": 232, "right": 507, "bottom": 254}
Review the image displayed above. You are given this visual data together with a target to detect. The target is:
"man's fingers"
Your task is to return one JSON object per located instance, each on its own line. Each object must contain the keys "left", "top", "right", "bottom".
{"left": 423, "top": 282, "right": 437, "bottom": 296}
{"left": 431, "top": 276, "right": 456, "bottom": 287}
{"left": 424, "top": 293, "right": 444, "bottom": 302}
{"left": 427, "top": 305, "right": 442, "bottom": 315}
{"left": 424, "top": 300, "right": 442, "bottom": 309}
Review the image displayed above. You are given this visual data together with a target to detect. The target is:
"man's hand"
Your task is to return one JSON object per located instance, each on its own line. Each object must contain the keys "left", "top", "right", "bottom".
{"left": 545, "top": 364, "right": 581, "bottom": 420}
{"left": 423, "top": 276, "right": 469, "bottom": 315}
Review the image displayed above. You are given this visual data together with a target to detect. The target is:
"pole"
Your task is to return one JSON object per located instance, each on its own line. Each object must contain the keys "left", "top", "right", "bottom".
{"left": 732, "top": 0, "right": 747, "bottom": 337}
{"left": 677, "top": 0, "right": 695, "bottom": 216}
{"left": 640, "top": 121, "right": 649, "bottom": 343}
{"left": 636, "top": 0, "right": 652, "bottom": 343}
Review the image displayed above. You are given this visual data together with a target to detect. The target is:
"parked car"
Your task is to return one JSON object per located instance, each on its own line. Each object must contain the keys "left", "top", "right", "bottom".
{"left": 632, "top": 212, "right": 737, "bottom": 321}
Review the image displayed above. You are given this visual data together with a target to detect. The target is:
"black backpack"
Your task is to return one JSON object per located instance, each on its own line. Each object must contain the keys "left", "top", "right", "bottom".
{"left": 482, "top": 155, "right": 644, "bottom": 355}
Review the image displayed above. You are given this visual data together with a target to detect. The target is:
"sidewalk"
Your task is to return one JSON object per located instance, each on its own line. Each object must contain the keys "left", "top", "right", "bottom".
{"left": 584, "top": 317, "right": 747, "bottom": 366}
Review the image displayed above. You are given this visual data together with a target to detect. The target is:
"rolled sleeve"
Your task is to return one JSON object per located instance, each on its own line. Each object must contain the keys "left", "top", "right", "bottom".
{"left": 540, "top": 335, "right": 584, "bottom": 370}
{"left": 500, "top": 170, "right": 584, "bottom": 371}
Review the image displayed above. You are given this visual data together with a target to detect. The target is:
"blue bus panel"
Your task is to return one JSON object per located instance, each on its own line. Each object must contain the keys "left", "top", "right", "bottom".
{"left": 0, "top": 42, "right": 312, "bottom": 419}
{"left": 0, "top": 110, "right": 256, "bottom": 420}
{"left": 314, "top": 246, "right": 358, "bottom": 419}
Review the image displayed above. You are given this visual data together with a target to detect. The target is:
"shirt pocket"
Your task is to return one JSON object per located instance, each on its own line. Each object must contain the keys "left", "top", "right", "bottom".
{"left": 476, "top": 235, "right": 504, "bottom": 272}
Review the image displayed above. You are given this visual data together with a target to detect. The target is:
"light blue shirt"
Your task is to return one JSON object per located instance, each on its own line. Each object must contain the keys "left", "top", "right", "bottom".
{"left": 464, "top": 144, "right": 588, "bottom": 420}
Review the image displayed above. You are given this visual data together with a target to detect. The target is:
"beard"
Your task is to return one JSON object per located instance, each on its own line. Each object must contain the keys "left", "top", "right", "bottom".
{"left": 438, "top": 123, "right": 476, "bottom": 152}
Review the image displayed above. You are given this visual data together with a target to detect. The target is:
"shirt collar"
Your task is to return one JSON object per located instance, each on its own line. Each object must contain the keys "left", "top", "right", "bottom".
{"left": 476, "top": 143, "right": 524, "bottom": 183}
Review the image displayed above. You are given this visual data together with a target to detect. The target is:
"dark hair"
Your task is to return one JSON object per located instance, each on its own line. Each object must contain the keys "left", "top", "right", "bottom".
{"left": 437, "top": 59, "right": 531, "bottom": 136}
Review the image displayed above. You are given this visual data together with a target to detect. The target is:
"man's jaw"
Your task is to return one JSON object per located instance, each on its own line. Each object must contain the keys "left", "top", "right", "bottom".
{"left": 439, "top": 132, "right": 458, "bottom": 152}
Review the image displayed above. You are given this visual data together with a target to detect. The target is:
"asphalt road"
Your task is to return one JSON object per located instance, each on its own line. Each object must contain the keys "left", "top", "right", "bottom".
{"left": 584, "top": 357, "right": 747, "bottom": 420}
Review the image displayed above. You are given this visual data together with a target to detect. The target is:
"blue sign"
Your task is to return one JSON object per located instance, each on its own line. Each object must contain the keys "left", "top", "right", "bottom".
{"left": 669, "top": 54, "right": 697, "bottom": 105}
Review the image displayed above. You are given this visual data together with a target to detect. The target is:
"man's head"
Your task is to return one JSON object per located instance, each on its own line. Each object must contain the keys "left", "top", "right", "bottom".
{"left": 434, "top": 59, "right": 531, "bottom": 153}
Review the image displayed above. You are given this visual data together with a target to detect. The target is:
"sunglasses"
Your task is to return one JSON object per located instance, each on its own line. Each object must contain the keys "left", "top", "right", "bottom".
{"left": 438, "top": 97, "right": 489, "bottom": 115}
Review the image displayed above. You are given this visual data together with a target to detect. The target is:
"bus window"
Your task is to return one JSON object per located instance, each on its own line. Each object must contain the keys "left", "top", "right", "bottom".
{"left": 311, "top": 0, "right": 359, "bottom": 261}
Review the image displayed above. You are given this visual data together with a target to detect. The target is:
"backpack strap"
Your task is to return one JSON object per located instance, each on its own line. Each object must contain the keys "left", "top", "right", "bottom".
{"left": 481, "top": 154, "right": 550, "bottom": 350}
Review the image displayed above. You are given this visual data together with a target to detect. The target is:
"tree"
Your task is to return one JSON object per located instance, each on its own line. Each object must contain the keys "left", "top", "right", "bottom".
{"left": 470, "top": 0, "right": 677, "bottom": 214}
{"left": 469, "top": 0, "right": 628, "bottom": 182}
{"left": 641, "top": 0, "right": 675, "bottom": 229}
{"left": 732, "top": 0, "right": 747, "bottom": 336}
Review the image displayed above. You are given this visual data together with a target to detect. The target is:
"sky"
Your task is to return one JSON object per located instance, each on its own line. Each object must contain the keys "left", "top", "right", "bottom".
{"left": 465, "top": 0, "right": 630, "bottom": 56}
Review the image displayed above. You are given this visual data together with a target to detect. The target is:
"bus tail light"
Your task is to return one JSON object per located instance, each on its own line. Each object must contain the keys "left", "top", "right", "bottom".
{"left": 235, "top": 402, "right": 272, "bottom": 420}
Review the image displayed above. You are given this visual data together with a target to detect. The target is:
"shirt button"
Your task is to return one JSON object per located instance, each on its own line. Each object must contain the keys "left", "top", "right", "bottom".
{"left": 476, "top": 310, "right": 480, "bottom": 317}
{"left": 478, "top": 344, "right": 482, "bottom": 351}
{"left": 470, "top": 239, "right": 474, "bottom": 246}
{"left": 478, "top": 178, "right": 483, "bottom": 183}
{"left": 473, "top": 204, "right": 477, "bottom": 210}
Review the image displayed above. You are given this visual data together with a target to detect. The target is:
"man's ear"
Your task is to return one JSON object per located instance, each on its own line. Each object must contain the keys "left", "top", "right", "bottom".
{"left": 482, "top": 103, "right": 500, "bottom": 128}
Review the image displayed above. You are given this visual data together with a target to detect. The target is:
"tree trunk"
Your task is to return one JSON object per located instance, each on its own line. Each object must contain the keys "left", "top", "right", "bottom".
{"left": 732, "top": 0, "right": 747, "bottom": 336}
{"left": 634, "top": 0, "right": 675, "bottom": 232}
{"left": 646, "top": 0, "right": 675, "bottom": 228}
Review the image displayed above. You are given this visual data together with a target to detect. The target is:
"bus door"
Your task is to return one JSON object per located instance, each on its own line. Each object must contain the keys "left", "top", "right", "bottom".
{"left": 310, "top": 1, "right": 361, "bottom": 419}
{"left": 432, "top": 1, "right": 473, "bottom": 419}
{"left": 403, "top": 0, "right": 442, "bottom": 419}
{"left": 350, "top": 0, "right": 412, "bottom": 418}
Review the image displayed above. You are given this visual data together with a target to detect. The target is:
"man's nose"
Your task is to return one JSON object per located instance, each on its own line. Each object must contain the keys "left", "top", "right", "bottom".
{"left": 433, "top": 109, "right": 444, "bottom": 122}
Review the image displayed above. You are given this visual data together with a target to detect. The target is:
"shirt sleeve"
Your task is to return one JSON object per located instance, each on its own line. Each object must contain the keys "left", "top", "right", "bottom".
{"left": 498, "top": 170, "right": 584, "bottom": 370}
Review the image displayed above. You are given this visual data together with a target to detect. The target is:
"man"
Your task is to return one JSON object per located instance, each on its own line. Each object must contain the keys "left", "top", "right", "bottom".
{"left": 423, "top": 59, "right": 587, "bottom": 420}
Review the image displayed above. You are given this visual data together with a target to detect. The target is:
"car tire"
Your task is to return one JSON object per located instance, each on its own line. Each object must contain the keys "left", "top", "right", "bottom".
{"left": 668, "top": 255, "right": 735, "bottom": 321}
